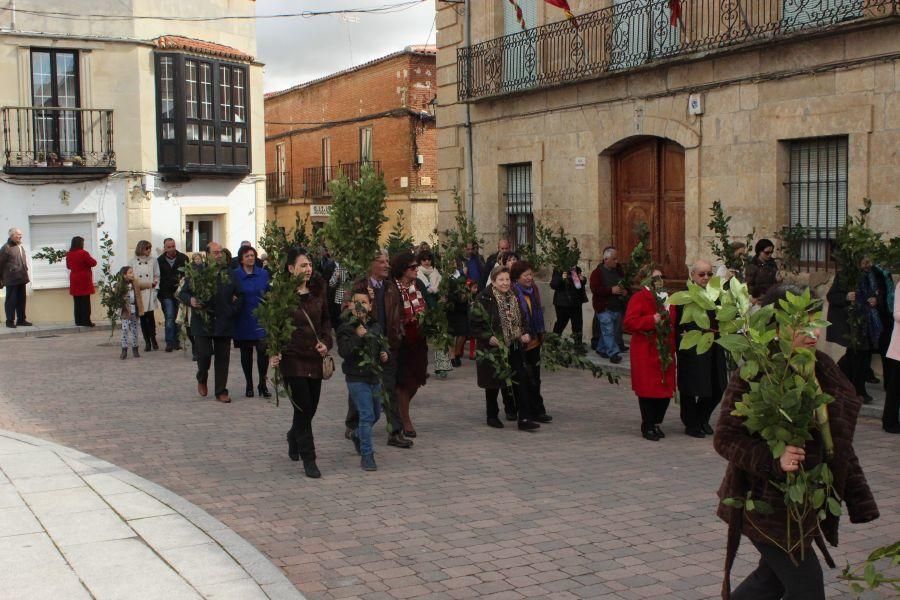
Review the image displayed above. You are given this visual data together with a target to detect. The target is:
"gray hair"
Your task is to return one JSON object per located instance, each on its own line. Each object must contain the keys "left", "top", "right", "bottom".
{"left": 8, "top": 227, "right": 20, "bottom": 237}
{"left": 602, "top": 247, "right": 616, "bottom": 260}
{"left": 689, "top": 259, "right": 713, "bottom": 274}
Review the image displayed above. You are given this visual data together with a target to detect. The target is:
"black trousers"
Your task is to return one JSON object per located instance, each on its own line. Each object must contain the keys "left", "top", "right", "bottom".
{"left": 638, "top": 397, "right": 670, "bottom": 426}
{"left": 485, "top": 386, "right": 517, "bottom": 419}
{"left": 838, "top": 349, "right": 870, "bottom": 398}
{"left": 195, "top": 335, "right": 231, "bottom": 397}
{"left": 285, "top": 376, "right": 322, "bottom": 462}
{"left": 680, "top": 395, "right": 718, "bottom": 431}
{"left": 4, "top": 283, "right": 26, "bottom": 324}
{"left": 345, "top": 356, "right": 403, "bottom": 435}
{"left": 552, "top": 305, "right": 583, "bottom": 339}
{"left": 73, "top": 295, "right": 92, "bottom": 326}
{"left": 732, "top": 541, "right": 825, "bottom": 600}
{"left": 524, "top": 346, "right": 548, "bottom": 417}
{"left": 509, "top": 346, "right": 538, "bottom": 422}
{"left": 239, "top": 340, "right": 269, "bottom": 390}
{"left": 139, "top": 310, "right": 157, "bottom": 342}
{"left": 884, "top": 357, "right": 900, "bottom": 429}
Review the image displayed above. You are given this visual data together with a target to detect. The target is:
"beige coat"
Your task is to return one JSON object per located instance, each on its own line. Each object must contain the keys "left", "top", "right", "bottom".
{"left": 887, "top": 281, "right": 900, "bottom": 362}
{"left": 129, "top": 255, "right": 159, "bottom": 312}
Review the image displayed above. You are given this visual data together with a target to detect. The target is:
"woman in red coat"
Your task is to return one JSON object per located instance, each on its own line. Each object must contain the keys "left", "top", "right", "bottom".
{"left": 66, "top": 236, "right": 97, "bottom": 327}
{"left": 623, "top": 269, "right": 677, "bottom": 441}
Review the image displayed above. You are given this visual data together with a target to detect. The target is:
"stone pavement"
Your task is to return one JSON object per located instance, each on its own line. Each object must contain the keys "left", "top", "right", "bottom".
{"left": 0, "top": 330, "right": 897, "bottom": 599}
{"left": 0, "top": 429, "right": 303, "bottom": 599}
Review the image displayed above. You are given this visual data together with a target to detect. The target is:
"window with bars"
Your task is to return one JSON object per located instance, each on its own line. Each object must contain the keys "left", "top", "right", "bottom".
{"left": 155, "top": 53, "right": 250, "bottom": 174}
{"left": 31, "top": 49, "right": 80, "bottom": 158}
{"left": 787, "top": 136, "right": 848, "bottom": 270}
{"left": 505, "top": 164, "right": 534, "bottom": 250}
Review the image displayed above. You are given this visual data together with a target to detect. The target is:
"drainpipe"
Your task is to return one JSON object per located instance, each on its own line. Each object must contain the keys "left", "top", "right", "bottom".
{"left": 463, "top": 0, "right": 475, "bottom": 221}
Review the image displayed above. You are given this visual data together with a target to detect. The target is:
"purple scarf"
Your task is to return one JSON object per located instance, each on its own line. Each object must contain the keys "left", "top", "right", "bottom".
{"left": 513, "top": 282, "right": 545, "bottom": 336}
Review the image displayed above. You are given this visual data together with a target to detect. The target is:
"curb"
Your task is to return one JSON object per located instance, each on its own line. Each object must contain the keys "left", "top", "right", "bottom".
{"left": 0, "top": 323, "right": 113, "bottom": 340}
{"left": 0, "top": 428, "right": 305, "bottom": 600}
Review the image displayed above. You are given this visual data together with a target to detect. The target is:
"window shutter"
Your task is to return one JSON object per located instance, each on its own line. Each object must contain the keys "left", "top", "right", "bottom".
{"left": 29, "top": 215, "right": 96, "bottom": 290}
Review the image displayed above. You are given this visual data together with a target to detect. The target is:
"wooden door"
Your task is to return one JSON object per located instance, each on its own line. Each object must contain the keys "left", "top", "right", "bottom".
{"left": 613, "top": 138, "right": 686, "bottom": 284}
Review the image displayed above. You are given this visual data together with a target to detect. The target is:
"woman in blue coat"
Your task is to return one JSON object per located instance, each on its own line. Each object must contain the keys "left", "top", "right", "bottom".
{"left": 233, "top": 245, "right": 271, "bottom": 397}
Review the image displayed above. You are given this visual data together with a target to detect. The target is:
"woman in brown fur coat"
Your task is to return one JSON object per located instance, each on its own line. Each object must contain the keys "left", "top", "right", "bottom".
{"left": 714, "top": 284, "right": 879, "bottom": 599}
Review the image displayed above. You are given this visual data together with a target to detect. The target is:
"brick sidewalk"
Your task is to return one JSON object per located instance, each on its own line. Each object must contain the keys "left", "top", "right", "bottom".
{"left": 0, "top": 331, "right": 896, "bottom": 599}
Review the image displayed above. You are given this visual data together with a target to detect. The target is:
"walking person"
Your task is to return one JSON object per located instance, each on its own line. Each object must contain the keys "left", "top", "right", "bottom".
{"left": 470, "top": 265, "right": 540, "bottom": 431}
{"left": 511, "top": 260, "right": 552, "bottom": 423}
{"left": 130, "top": 240, "right": 160, "bottom": 352}
{"left": 827, "top": 260, "right": 874, "bottom": 403}
{"left": 157, "top": 238, "right": 188, "bottom": 352}
{"left": 623, "top": 269, "right": 677, "bottom": 441}
{"left": 118, "top": 266, "right": 143, "bottom": 359}
{"left": 270, "top": 248, "right": 332, "bottom": 478}
{"left": 744, "top": 238, "right": 778, "bottom": 303}
{"left": 884, "top": 277, "right": 900, "bottom": 434}
{"left": 233, "top": 245, "right": 271, "bottom": 398}
{"left": 391, "top": 251, "right": 429, "bottom": 437}
{"left": 66, "top": 236, "right": 97, "bottom": 327}
{"left": 678, "top": 260, "right": 730, "bottom": 438}
{"left": 339, "top": 284, "right": 390, "bottom": 471}
{"left": 180, "top": 242, "right": 242, "bottom": 404}
{"left": 715, "top": 284, "right": 879, "bottom": 599}
{"left": 589, "top": 247, "right": 627, "bottom": 364}
{"left": 0, "top": 227, "right": 32, "bottom": 327}
{"left": 417, "top": 249, "right": 452, "bottom": 379}
{"left": 550, "top": 264, "right": 588, "bottom": 347}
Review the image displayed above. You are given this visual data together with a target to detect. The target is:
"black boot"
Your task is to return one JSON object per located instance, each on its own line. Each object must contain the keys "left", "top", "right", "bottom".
{"left": 120, "top": 348, "right": 128, "bottom": 360}
{"left": 286, "top": 432, "right": 299, "bottom": 461}
{"left": 245, "top": 384, "right": 254, "bottom": 398}
{"left": 642, "top": 423, "right": 660, "bottom": 441}
{"left": 150, "top": 338, "right": 159, "bottom": 351}
{"left": 132, "top": 346, "right": 141, "bottom": 358}
{"left": 258, "top": 384, "right": 272, "bottom": 398}
{"left": 303, "top": 460, "right": 321, "bottom": 479}
{"left": 143, "top": 334, "right": 151, "bottom": 352}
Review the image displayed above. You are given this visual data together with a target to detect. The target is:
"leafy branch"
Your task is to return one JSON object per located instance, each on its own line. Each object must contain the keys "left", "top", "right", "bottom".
{"left": 839, "top": 541, "right": 900, "bottom": 596}
{"left": 708, "top": 200, "right": 754, "bottom": 272}
{"left": 541, "top": 332, "right": 619, "bottom": 384}
{"left": 386, "top": 209, "right": 415, "bottom": 258}
{"left": 31, "top": 247, "right": 68, "bottom": 264}
{"left": 97, "top": 230, "right": 124, "bottom": 336}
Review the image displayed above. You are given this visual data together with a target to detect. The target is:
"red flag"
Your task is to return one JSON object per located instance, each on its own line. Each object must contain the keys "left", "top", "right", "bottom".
{"left": 669, "top": 0, "right": 682, "bottom": 27}
{"left": 507, "top": 0, "right": 527, "bottom": 30}
{"left": 544, "top": 0, "right": 576, "bottom": 22}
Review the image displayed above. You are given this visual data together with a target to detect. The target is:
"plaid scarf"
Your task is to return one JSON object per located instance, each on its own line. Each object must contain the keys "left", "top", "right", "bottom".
{"left": 396, "top": 279, "right": 426, "bottom": 325}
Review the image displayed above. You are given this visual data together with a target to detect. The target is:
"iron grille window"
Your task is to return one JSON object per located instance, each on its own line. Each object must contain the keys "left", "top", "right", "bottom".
{"left": 505, "top": 164, "right": 534, "bottom": 250}
{"left": 31, "top": 49, "right": 80, "bottom": 159}
{"left": 787, "top": 136, "right": 848, "bottom": 270}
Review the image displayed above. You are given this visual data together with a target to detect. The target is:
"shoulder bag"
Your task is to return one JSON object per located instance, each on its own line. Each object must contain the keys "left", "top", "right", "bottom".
{"left": 301, "top": 308, "right": 335, "bottom": 380}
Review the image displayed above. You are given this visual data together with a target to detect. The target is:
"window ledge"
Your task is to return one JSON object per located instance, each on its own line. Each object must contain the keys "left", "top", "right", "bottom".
{"left": 4, "top": 166, "right": 116, "bottom": 176}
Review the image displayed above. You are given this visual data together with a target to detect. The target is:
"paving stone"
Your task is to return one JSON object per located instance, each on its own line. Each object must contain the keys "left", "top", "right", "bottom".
{"left": 128, "top": 513, "right": 214, "bottom": 550}
{"left": 39, "top": 507, "right": 136, "bottom": 547}
{"left": 0, "top": 505, "right": 43, "bottom": 537}
{"left": 0, "top": 532, "right": 91, "bottom": 599}
{"left": 22, "top": 485, "right": 107, "bottom": 518}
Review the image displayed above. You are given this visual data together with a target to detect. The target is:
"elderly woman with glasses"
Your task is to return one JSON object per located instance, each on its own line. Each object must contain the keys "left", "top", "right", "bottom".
{"left": 677, "top": 259, "right": 731, "bottom": 439}
{"left": 744, "top": 238, "right": 779, "bottom": 302}
{"left": 390, "top": 250, "right": 429, "bottom": 438}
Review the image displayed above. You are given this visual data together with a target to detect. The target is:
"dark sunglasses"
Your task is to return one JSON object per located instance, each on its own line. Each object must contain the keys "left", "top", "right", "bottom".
{"left": 762, "top": 249, "right": 774, "bottom": 255}
{"left": 696, "top": 271, "right": 714, "bottom": 277}
{"left": 407, "top": 264, "right": 419, "bottom": 270}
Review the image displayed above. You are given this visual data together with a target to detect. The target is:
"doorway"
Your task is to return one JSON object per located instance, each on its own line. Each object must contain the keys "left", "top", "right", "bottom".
{"left": 613, "top": 137, "right": 686, "bottom": 284}
{"left": 184, "top": 216, "right": 219, "bottom": 254}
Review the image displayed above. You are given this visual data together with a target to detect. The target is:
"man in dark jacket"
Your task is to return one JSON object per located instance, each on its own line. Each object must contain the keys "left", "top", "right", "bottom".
{"left": 179, "top": 242, "right": 242, "bottom": 403}
{"left": 482, "top": 238, "right": 511, "bottom": 288}
{"left": 589, "top": 247, "right": 627, "bottom": 363}
{"left": 343, "top": 251, "right": 413, "bottom": 449}
{"left": 0, "top": 227, "right": 32, "bottom": 327}
{"left": 157, "top": 238, "right": 188, "bottom": 352}
{"left": 677, "top": 259, "right": 729, "bottom": 438}
{"left": 550, "top": 266, "right": 588, "bottom": 347}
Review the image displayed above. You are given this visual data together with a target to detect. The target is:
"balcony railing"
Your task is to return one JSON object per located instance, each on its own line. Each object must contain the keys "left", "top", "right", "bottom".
{"left": 302, "top": 161, "right": 382, "bottom": 199}
{"left": 266, "top": 171, "right": 291, "bottom": 202}
{"left": 2, "top": 106, "right": 115, "bottom": 173}
{"left": 458, "top": 0, "right": 898, "bottom": 100}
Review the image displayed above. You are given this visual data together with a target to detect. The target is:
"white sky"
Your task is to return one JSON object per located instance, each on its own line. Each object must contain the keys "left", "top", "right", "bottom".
{"left": 256, "top": 0, "right": 437, "bottom": 93}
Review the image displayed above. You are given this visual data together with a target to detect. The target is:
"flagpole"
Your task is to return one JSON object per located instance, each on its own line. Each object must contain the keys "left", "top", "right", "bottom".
{"left": 464, "top": 0, "right": 475, "bottom": 221}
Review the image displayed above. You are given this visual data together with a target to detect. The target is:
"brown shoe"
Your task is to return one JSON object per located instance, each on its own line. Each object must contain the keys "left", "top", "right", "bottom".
{"left": 215, "top": 394, "right": 231, "bottom": 403}
{"left": 198, "top": 382, "right": 208, "bottom": 397}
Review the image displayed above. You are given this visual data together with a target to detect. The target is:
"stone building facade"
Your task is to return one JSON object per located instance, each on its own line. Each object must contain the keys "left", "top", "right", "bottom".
{"left": 264, "top": 47, "right": 437, "bottom": 244}
{"left": 436, "top": 0, "right": 900, "bottom": 285}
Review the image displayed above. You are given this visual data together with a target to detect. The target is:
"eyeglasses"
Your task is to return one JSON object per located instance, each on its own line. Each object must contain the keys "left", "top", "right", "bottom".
{"left": 697, "top": 271, "right": 714, "bottom": 277}
{"left": 762, "top": 249, "right": 774, "bottom": 255}
{"left": 407, "top": 264, "right": 419, "bottom": 270}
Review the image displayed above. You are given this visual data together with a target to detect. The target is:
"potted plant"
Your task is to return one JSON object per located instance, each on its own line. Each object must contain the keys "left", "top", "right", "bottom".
{"left": 48, "top": 152, "right": 61, "bottom": 167}
{"left": 35, "top": 152, "right": 47, "bottom": 167}
{"left": 71, "top": 155, "right": 85, "bottom": 167}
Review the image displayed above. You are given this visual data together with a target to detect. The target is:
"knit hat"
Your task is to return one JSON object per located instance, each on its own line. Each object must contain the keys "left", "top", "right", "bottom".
{"left": 754, "top": 238, "right": 774, "bottom": 256}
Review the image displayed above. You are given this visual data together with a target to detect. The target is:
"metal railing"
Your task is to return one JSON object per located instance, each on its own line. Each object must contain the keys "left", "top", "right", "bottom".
{"left": 2, "top": 106, "right": 115, "bottom": 170}
{"left": 302, "top": 161, "right": 382, "bottom": 198}
{"left": 266, "top": 171, "right": 292, "bottom": 201}
{"left": 458, "top": 0, "right": 898, "bottom": 100}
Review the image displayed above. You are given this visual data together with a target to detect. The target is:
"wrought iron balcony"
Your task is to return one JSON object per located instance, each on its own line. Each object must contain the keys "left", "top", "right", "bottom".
{"left": 302, "top": 161, "right": 382, "bottom": 199}
{"left": 2, "top": 106, "right": 116, "bottom": 174}
{"left": 458, "top": 0, "right": 899, "bottom": 101}
{"left": 266, "top": 171, "right": 292, "bottom": 202}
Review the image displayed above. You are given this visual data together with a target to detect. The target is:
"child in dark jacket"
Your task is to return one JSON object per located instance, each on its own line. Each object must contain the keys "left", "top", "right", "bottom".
{"left": 338, "top": 291, "right": 389, "bottom": 471}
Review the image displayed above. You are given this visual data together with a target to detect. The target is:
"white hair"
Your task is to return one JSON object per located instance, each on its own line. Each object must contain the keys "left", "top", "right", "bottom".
{"left": 602, "top": 247, "right": 616, "bottom": 260}
{"left": 8, "top": 227, "right": 20, "bottom": 237}
{"left": 689, "top": 259, "right": 713, "bottom": 274}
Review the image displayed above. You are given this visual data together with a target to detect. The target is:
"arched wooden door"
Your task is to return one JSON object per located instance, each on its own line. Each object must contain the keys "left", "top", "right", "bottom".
{"left": 613, "top": 138, "right": 686, "bottom": 285}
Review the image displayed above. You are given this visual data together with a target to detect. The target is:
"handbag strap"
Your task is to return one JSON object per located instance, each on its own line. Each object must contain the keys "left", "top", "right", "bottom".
{"left": 300, "top": 308, "right": 322, "bottom": 345}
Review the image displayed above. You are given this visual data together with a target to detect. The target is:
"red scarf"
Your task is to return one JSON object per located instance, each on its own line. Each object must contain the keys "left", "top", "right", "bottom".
{"left": 396, "top": 279, "right": 426, "bottom": 325}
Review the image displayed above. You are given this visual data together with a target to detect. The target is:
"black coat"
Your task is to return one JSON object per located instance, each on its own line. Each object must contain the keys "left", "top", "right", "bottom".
{"left": 549, "top": 268, "right": 588, "bottom": 308}
{"left": 676, "top": 306, "right": 729, "bottom": 398}
{"left": 156, "top": 252, "right": 188, "bottom": 300}
{"left": 826, "top": 278, "right": 855, "bottom": 348}
{"left": 178, "top": 268, "right": 242, "bottom": 337}
{"left": 469, "top": 288, "right": 523, "bottom": 390}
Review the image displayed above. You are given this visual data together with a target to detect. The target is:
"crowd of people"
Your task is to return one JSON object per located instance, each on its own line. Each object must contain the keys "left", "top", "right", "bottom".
{"left": 1, "top": 225, "right": 895, "bottom": 598}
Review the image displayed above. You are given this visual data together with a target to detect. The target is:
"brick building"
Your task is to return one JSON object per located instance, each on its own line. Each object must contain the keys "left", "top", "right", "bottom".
{"left": 265, "top": 46, "right": 437, "bottom": 243}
